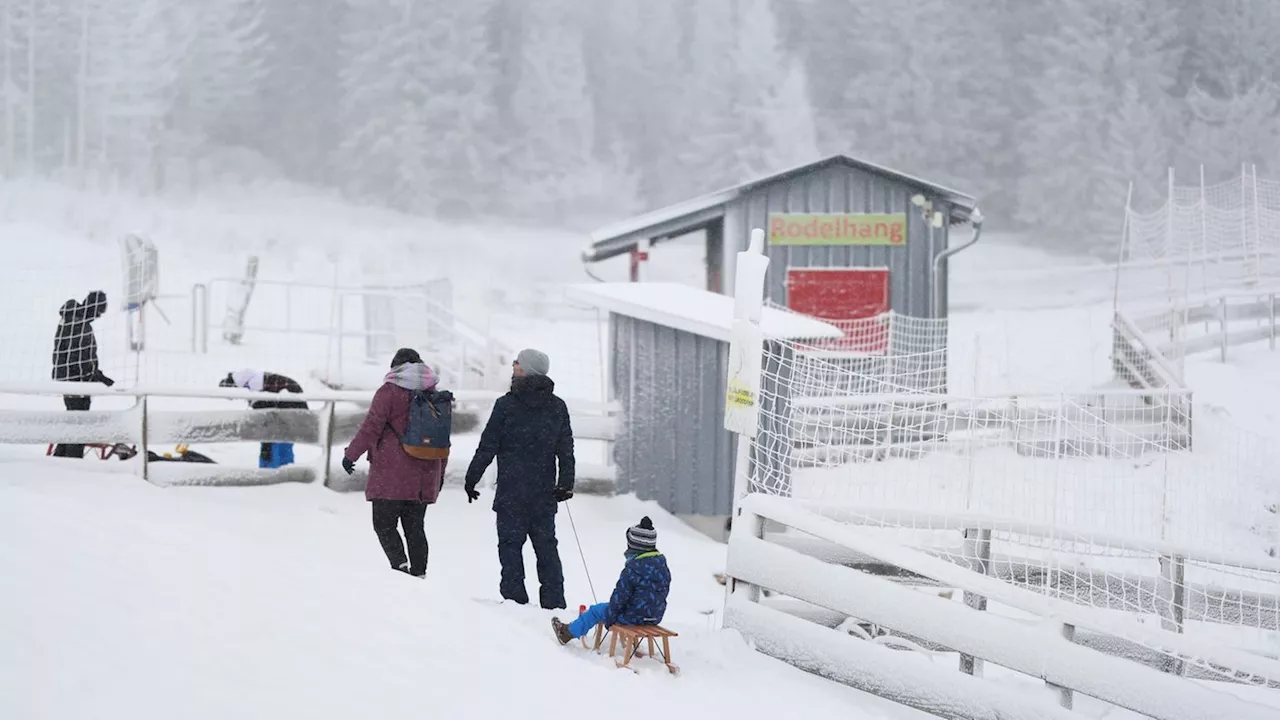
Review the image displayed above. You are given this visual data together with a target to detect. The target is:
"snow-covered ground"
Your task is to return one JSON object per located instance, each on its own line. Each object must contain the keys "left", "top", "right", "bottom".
{"left": 5, "top": 464, "right": 1277, "bottom": 719}
{"left": 0, "top": 463, "right": 929, "bottom": 720}
{"left": 4, "top": 181, "right": 1280, "bottom": 717}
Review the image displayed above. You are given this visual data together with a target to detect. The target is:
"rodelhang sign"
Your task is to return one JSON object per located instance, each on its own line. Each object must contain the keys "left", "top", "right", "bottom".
{"left": 768, "top": 213, "right": 907, "bottom": 246}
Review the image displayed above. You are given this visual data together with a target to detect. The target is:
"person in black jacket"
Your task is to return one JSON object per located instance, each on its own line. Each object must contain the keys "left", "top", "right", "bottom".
{"left": 465, "top": 348, "right": 575, "bottom": 609}
{"left": 50, "top": 291, "right": 114, "bottom": 458}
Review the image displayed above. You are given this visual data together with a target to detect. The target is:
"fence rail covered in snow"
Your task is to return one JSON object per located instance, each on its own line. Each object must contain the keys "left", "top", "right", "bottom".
{"left": 0, "top": 381, "right": 620, "bottom": 490}
{"left": 721, "top": 225, "right": 1280, "bottom": 716}
{"left": 725, "top": 494, "right": 1280, "bottom": 719}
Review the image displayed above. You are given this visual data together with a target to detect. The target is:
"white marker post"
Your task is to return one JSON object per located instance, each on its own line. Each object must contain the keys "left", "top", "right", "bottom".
{"left": 723, "top": 229, "right": 771, "bottom": 610}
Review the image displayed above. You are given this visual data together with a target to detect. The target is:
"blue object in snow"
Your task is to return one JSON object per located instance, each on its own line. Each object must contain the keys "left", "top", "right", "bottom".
{"left": 260, "top": 442, "right": 295, "bottom": 469}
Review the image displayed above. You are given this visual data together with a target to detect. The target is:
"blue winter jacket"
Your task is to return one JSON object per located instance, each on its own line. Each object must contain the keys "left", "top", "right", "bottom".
{"left": 604, "top": 550, "right": 671, "bottom": 628}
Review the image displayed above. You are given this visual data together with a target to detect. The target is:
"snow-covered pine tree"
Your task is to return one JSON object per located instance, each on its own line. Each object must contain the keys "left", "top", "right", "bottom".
{"left": 672, "top": 0, "right": 741, "bottom": 198}
{"left": 673, "top": 0, "right": 818, "bottom": 199}
{"left": 253, "top": 0, "right": 345, "bottom": 183}
{"left": 24, "top": 0, "right": 81, "bottom": 175}
{"left": 77, "top": 0, "right": 176, "bottom": 188}
{"left": 336, "top": 0, "right": 425, "bottom": 207}
{"left": 1183, "top": 1, "right": 1280, "bottom": 99}
{"left": 1182, "top": 81, "right": 1280, "bottom": 183}
{"left": 771, "top": 0, "right": 875, "bottom": 156}
{"left": 1093, "top": 82, "right": 1174, "bottom": 232}
{"left": 337, "top": 0, "right": 500, "bottom": 216}
{"left": 1174, "top": 1, "right": 1280, "bottom": 180}
{"left": 505, "top": 0, "right": 637, "bottom": 226}
{"left": 581, "top": 0, "right": 686, "bottom": 209}
{"left": 1016, "top": 0, "right": 1181, "bottom": 242}
{"left": 837, "top": 0, "right": 1003, "bottom": 198}
{"left": 732, "top": 0, "right": 819, "bottom": 177}
{"left": 415, "top": 0, "right": 501, "bottom": 219}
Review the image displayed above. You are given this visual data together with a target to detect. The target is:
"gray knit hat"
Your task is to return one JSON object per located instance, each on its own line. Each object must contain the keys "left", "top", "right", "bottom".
{"left": 515, "top": 348, "right": 550, "bottom": 376}
{"left": 626, "top": 516, "right": 657, "bottom": 552}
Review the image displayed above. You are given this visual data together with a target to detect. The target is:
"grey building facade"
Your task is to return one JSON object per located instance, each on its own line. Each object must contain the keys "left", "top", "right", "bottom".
{"left": 567, "top": 282, "right": 838, "bottom": 523}
{"left": 582, "top": 154, "right": 980, "bottom": 320}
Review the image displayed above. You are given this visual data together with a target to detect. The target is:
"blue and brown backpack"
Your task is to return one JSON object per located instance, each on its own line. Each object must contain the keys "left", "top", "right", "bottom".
{"left": 400, "top": 389, "right": 454, "bottom": 460}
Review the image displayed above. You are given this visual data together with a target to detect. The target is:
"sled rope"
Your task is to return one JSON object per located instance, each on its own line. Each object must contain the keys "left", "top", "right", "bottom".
{"left": 565, "top": 501, "right": 598, "bottom": 604}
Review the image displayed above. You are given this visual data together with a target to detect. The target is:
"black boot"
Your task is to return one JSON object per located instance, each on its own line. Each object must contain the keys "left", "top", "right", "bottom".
{"left": 551, "top": 618, "right": 573, "bottom": 646}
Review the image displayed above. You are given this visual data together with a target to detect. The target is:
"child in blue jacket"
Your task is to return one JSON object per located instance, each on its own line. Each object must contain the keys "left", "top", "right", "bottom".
{"left": 552, "top": 516, "right": 671, "bottom": 644}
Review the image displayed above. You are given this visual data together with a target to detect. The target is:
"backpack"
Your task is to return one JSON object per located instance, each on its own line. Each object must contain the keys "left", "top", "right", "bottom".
{"left": 401, "top": 389, "right": 453, "bottom": 460}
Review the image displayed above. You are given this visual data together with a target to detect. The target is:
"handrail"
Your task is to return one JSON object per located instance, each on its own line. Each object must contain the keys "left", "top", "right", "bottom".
{"left": 0, "top": 380, "right": 622, "bottom": 417}
{"left": 1123, "top": 291, "right": 1280, "bottom": 365}
{"left": 798, "top": 501, "right": 1280, "bottom": 576}
{"left": 0, "top": 380, "right": 492, "bottom": 405}
{"left": 1113, "top": 308, "right": 1187, "bottom": 387}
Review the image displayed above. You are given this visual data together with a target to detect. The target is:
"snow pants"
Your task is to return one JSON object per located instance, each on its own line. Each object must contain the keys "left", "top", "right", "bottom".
{"left": 52, "top": 395, "right": 91, "bottom": 458}
{"left": 495, "top": 510, "right": 565, "bottom": 609}
{"left": 372, "top": 500, "right": 429, "bottom": 576}
{"left": 568, "top": 602, "right": 610, "bottom": 639}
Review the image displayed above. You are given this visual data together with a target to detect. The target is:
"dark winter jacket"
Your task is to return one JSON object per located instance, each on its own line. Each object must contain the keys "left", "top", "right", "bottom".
{"left": 219, "top": 370, "right": 308, "bottom": 409}
{"left": 465, "top": 374, "right": 574, "bottom": 515}
{"left": 604, "top": 550, "right": 671, "bottom": 628}
{"left": 345, "top": 363, "right": 447, "bottom": 503}
{"left": 52, "top": 292, "right": 110, "bottom": 383}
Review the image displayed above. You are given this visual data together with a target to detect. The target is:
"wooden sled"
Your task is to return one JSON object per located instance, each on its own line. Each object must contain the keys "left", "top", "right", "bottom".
{"left": 582, "top": 622, "right": 679, "bottom": 675}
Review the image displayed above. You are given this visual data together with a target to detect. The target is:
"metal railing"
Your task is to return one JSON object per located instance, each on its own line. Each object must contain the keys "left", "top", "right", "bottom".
{"left": 190, "top": 277, "right": 513, "bottom": 392}
{"left": 1113, "top": 291, "right": 1280, "bottom": 390}
{"left": 0, "top": 381, "right": 619, "bottom": 488}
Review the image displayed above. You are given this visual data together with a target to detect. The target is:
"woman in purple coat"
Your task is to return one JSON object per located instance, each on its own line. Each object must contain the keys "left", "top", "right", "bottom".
{"left": 342, "top": 348, "right": 447, "bottom": 577}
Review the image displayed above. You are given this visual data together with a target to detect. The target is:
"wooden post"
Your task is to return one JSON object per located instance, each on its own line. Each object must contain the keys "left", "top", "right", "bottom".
{"left": 959, "top": 528, "right": 992, "bottom": 676}
{"left": 319, "top": 401, "right": 336, "bottom": 488}
{"left": 1219, "top": 295, "right": 1228, "bottom": 362}
{"left": 139, "top": 395, "right": 150, "bottom": 482}
{"left": 1270, "top": 293, "right": 1276, "bottom": 352}
{"left": 728, "top": 504, "right": 766, "bottom": 605}
{"left": 1157, "top": 554, "right": 1187, "bottom": 676}
{"left": 1045, "top": 623, "right": 1076, "bottom": 708}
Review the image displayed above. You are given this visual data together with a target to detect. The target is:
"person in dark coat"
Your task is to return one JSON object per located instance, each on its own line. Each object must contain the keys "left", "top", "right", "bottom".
{"left": 218, "top": 369, "right": 307, "bottom": 468}
{"left": 50, "top": 291, "right": 114, "bottom": 458}
{"left": 342, "top": 348, "right": 447, "bottom": 577}
{"left": 551, "top": 516, "right": 671, "bottom": 644}
{"left": 465, "top": 348, "right": 575, "bottom": 609}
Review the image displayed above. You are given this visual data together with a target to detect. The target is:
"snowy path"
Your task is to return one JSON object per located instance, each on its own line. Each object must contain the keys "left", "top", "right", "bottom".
{"left": 0, "top": 465, "right": 918, "bottom": 720}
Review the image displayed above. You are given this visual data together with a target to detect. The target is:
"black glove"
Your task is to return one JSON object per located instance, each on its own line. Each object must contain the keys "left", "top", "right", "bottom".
{"left": 554, "top": 486, "right": 574, "bottom": 502}
{"left": 94, "top": 371, "right": 114, "bottom": 387}
{"left": 465, "top": 484, "right": 480, "bottom": 503}
{"left": 341, "top": 457, "right": 355, "bottom": 475}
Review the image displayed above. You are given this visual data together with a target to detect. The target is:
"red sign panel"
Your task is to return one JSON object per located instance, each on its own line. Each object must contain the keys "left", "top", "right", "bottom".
{"left": 786, "top": 268, "right": 890, "bottom": 354}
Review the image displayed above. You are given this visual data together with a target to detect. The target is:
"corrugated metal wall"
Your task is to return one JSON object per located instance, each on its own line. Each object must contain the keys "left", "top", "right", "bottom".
{"left": 721, "top": 163, "right": 959, "bottom": 319}
{"left": 610, "top": 313, "right": 736, "bottom": 516}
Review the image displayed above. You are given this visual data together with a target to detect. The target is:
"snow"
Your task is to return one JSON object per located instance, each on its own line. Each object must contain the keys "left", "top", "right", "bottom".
{"left": 724, "top": 597, "right": 1079, "bottom": 720}
{"left": 564, "top": 281, "right": 842, "bottom": 342}
{"left": 5, "top": 180, "right": 1280, "bottom": 717}
{"left": 0, "top": 465, "right": 913, "bottom": 720}
{"left": 738, "top": 494, "right": 1280, "bottom": 687}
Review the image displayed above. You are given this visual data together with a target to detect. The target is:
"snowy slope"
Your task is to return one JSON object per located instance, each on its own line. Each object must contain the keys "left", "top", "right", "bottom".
{"left": 5, "top": 181, "right": 1280, "bottom": 718}
{"left": 0, "top": 464, "right": 924, "bottom": 720}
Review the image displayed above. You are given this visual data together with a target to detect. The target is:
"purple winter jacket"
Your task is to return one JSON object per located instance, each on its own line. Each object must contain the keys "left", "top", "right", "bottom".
{"left": 344, "top": 363, "right": 447, "bottom": 503}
